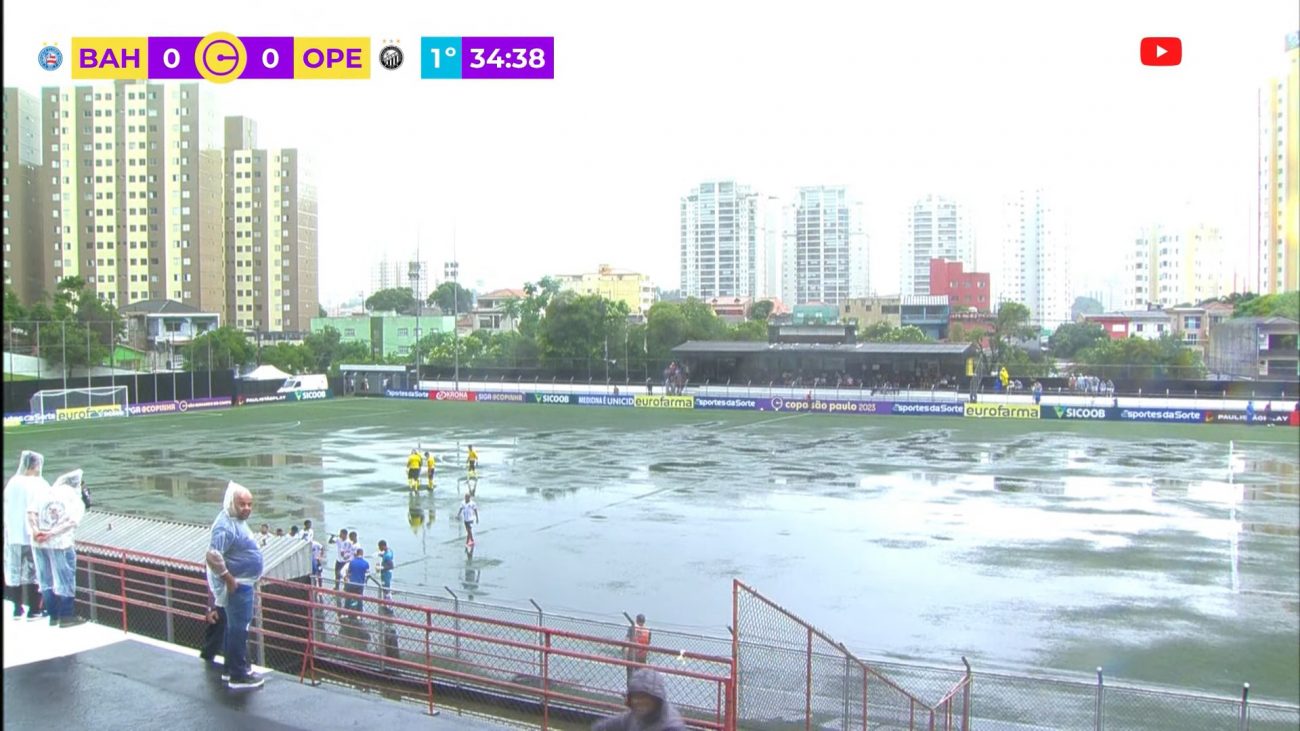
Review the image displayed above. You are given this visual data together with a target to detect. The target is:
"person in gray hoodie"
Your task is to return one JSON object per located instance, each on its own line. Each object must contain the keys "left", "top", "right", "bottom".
{"left": 593, "top": 668, "right": 687, "bottom": 731}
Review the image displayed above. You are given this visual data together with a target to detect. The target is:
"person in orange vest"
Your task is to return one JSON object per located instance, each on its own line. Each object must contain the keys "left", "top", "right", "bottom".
{"left": 626, "top": 613, "right": 651, "bottom": 680}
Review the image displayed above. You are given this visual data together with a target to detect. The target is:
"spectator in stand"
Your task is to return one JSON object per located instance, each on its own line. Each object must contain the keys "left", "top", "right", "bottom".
{"left": 310, "top": 540, "right": 324, "bottom": 585}
{"left": 1032, "top": 381, "right": 1043, "bottom": 405}
{"left": 330, "top": 528, "right": 353, "bottom": 591}
{"left": 377, "top": 540, "right": 394, "bottom": 601}
{"left": 257, "top": 523, "right": 271, "bottom": 547}
{"left": 4, "top": 451, "right": 46, "bottom": 621}
{"left": 205, "top": 481, "right": 266, "bottom": 689}
{"left": 29, "top": 468, "right": 89, "bottom": 627}
{"left": 343, "top": 547, "right": 370, "bottom": 612}
{"left": 301, "top": 519, "right": 314, "bottom": 543}
{"left": 625, "top": 613, "right": 651, "bottom": 681}
{"left": 593, "top": 668, "right": 687, "bottom": 731}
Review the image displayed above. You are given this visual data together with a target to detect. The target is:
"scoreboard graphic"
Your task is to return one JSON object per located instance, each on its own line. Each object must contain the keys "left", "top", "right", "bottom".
{"left": 70, "top": 33, "right": 554, "bottom": 81}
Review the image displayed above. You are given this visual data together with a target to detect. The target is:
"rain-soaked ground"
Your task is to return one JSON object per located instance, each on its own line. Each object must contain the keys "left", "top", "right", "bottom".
{"left": 6, "top": 399, "right": 1298, "bottom": 702}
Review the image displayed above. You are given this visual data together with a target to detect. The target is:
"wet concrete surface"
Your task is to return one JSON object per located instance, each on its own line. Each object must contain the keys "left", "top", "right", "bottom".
{"left": 1, "top": 639, "right": 508, "bottom": 730}
{"left": 6, "top": 401, "right": 1298, "bottom": 702}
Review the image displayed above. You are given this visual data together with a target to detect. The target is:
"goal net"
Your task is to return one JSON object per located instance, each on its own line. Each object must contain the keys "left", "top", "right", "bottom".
{"left": 30, "top": 386, "right": 131, "bottom": 416}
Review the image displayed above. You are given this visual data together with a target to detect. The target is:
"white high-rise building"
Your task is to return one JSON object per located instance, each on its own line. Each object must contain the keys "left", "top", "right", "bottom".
{"left": 752, "top": 194, "right": 784, "bottom": 301}
{"left": 782, "top": 186, "right": 868, "bottom": 305}
{"left": 371, "top": 256, "right": 433, "bottom": 302}
{"left": 1124, "top": 221, "right": 1228, "bottom": 309}
{"left": 903, "top": 195, "right": 975, "bottom": 296}
{"left": 680, "top": 180, "right": 772, "bottom": 301}
{"left": 998, "top": 189, "right": 1070, "bottom": 330}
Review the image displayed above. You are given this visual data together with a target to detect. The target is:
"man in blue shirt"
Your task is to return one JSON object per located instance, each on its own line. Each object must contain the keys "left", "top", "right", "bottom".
{"left": 205, "top": 482, "right": 265, "bottom": 690}
{"left": 344, "top": 547, "right": 371, "bottom": 612}
{"left": 377, "top": 540, "right": 394, "bottom": 601}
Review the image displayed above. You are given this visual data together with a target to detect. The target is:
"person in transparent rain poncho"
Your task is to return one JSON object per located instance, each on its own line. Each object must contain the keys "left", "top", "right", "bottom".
{"left": 5, "top": 450, "right": 48, "bottom": 620}
{"left": 28, "top": 467, "right": 88, "bottom": 627}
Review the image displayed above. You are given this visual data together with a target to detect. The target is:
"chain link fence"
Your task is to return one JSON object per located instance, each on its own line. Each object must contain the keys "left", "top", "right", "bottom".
{"left": 68, "top": 547, "right": 1300, "bottom": 730}
{"left": 733, "top": 579, "right": 970, "bottom": 730}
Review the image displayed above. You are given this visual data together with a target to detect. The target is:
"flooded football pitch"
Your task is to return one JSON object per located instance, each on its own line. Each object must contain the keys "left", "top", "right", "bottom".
{"left": 6, "top": 399, "right": 1297, "bottom": 701}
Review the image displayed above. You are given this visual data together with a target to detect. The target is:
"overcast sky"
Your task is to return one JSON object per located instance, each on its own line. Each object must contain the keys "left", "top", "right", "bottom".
{"left": 5, "top": 0, "right": 1295, "bottom": 305}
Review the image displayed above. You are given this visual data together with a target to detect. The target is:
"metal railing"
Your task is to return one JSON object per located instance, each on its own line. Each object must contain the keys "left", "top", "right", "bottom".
{"left": 70, "top": 543, "right": 1300, "bottom": 730}
{"left": 73, "top": 542, "right": 734, "bottom": 729}
{"left": 733, "top": 579, "right": 971, "bottom": 730}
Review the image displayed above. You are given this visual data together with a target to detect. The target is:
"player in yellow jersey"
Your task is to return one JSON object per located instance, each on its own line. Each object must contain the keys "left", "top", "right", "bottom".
{"left": 405, "top": 449, "right": 422, "bottom": 491}
{"left": 424, "top": 451, "right": 436, "bottom": 490}
{"left": 466, "top": 445, "right": 479, "bottom": 477}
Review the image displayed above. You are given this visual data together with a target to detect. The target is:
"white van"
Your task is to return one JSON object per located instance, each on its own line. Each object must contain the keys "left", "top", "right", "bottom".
{"left": 278, "top": 374, "right": 329, "bottom": 395}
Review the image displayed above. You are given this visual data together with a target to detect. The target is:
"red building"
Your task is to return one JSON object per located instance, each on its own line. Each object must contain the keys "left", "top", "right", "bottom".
{"left": 929, "top": 259, "right": 991, "bottom": 312}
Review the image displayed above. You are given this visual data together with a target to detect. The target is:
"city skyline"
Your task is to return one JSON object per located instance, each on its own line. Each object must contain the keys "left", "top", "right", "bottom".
{"left": 4, "top": 0, "right": 1295, "bottom": 309}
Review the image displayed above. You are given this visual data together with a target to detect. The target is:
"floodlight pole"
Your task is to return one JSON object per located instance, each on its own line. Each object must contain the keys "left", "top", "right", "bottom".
{"left": 445, "top": 259, "right": 460, "bottom": 390}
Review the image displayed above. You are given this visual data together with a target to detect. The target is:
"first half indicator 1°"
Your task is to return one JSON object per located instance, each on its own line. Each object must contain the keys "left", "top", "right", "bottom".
{"left": 421, "top": 37, "right": 462, "bottom": 79}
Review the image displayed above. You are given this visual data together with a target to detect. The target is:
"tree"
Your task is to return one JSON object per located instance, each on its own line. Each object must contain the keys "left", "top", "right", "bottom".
{"left": 727, "top": 320, "right": 768, "bottom": 341}
{"left": 4, "top": 286, "right": 24, "bottom": 323}
{"left": 644, "top": 298, "right": 726, "bottom": 360}
{"left": 182, "top": 326, "right": 255, "bottom": 371}
{"left": 990, "top": 302, "right": 1035, "bottom": 366}
{"left": 858, "top": 322, "right": 931, "bottom": 343}
{"left": 1049, "top": 321, "right": 1107, "bottom": 359}
{"left": 1074, "top": 334, "right": 1205, "bottom": 380}
{"left": 428, "top": 281, "right": 476, "bottom": 314}
{"left": 365, "top": 287, "right": 419, "bottom": 315}
{"left": 1070, "top": 296, "right": 1104, "bottom": 321}
{"left": 37, "top": 277, "right": 125, "bottom": 371}
{"left": 1234, "top": 291, "right": 1299, "bottom": 320}
{"left": 747, "top": 299, "right": 775, "bottom": 321}
{"left": 318, "top": 305, "right": 328, "bottom": 319}
{"left": 539, "top": 293, "right": 629, "bottom": 375}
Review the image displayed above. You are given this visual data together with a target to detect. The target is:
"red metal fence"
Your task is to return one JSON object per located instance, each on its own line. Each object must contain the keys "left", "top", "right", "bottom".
{"left": 74, "top": 543, "right": 735, "bottom": 729}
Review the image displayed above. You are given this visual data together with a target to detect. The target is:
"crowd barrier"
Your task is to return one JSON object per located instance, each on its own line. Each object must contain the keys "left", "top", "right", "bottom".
{"left": 2, "top": 390, "right": 333, "bottom": 428}
{"left": 381, "top": 388, "right": 1299, "bottom": 427}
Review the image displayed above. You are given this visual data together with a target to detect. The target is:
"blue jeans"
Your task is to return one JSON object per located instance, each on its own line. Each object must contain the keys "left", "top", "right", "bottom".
{"left": 33, "top": 547, "right": 76, "bottom": 617}
{"left": 224, "top": 584, "right": 255, "bottom": 679}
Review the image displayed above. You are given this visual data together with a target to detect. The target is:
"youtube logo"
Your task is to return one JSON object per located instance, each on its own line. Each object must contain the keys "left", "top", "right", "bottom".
{"left": 1141, "top": 37, "right": 1182, "bottom": 66}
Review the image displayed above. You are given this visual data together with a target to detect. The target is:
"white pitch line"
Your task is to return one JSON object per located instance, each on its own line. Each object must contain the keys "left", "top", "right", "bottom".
{"left": 713, "top": 411, "right": 811, "bottom": 432}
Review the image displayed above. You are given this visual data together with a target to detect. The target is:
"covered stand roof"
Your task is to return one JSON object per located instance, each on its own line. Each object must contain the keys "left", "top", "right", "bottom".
{"left": 76, "top": 510, "right": 312, "bottom": 580}
{"left": 671, "top": 340, "right": 976, "bottom": 356}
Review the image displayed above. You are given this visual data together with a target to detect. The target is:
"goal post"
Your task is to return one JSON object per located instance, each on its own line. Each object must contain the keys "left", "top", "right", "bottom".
{"left": 29, "top": 385, "right": 131, "bottom": 417}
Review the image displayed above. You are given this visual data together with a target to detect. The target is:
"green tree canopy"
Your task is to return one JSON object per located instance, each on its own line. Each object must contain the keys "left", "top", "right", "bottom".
{"left": 182, "top": 326, "right": 255, "bottom": 371}
{"left": 1233, "top": 291, "right": 1299, "bottom": 320}
{"left": 1049, "top": 321, "right": 1108, "bottom": 359}
{"left": 991, "top": 301, "right": 1035, "bottom": 365}
{"left": 1074, "top": 334, "right": 1205, "bottom": 380}
{"left": 539, "top": 293, "right": 629, "bottom": 370}
{"left": 747, "top": 299, "right": 775, "bottom": 321}
{"left": 858, "top": 322, "right": 930, "bottom": 343}
{"left": 428, "top": 281, "right": 476, "bottom": 314}
{"left": 365, "top": 287, "right": 419, "bottom": 315}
